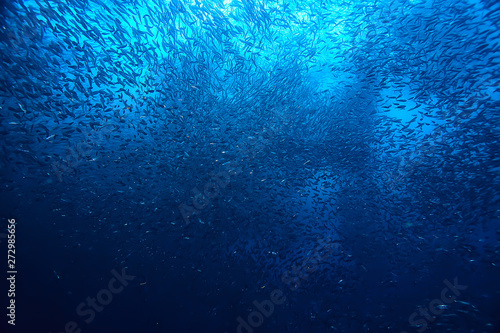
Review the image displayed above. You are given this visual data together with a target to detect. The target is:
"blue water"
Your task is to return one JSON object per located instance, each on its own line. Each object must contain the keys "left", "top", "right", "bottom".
{"left": 0, "top": 0, "right": 499, "bottom": 332}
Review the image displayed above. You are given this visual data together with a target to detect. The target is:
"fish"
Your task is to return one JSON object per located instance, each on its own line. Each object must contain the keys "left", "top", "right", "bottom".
{"left": 0, "top": 0, "right": 498, "bottom": 332}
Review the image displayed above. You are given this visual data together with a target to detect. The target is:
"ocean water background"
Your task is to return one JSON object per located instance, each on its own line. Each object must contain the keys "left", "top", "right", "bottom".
{"left": 0, "top": 0, "right": 499, "bottom": 332}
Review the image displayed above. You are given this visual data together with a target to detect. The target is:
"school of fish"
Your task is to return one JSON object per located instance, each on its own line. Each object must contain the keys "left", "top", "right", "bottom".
{"left": 0, "top": 0, "right": 499, "bottom": 332}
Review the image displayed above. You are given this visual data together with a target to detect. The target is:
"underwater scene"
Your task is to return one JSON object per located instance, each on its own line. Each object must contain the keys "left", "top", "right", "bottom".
{"left": 0, "top": 0, "right": 499, "bottom": 332}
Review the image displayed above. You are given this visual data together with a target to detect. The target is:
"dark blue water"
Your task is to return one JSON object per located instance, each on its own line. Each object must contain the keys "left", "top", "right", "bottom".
{"left": 0, "top": 0, "right": 499, "bottom": 332}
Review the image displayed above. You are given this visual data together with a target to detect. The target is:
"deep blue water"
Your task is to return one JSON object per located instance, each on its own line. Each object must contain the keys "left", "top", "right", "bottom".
{"left": 0, "top": 0, "right": 499, "bottom": 332}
